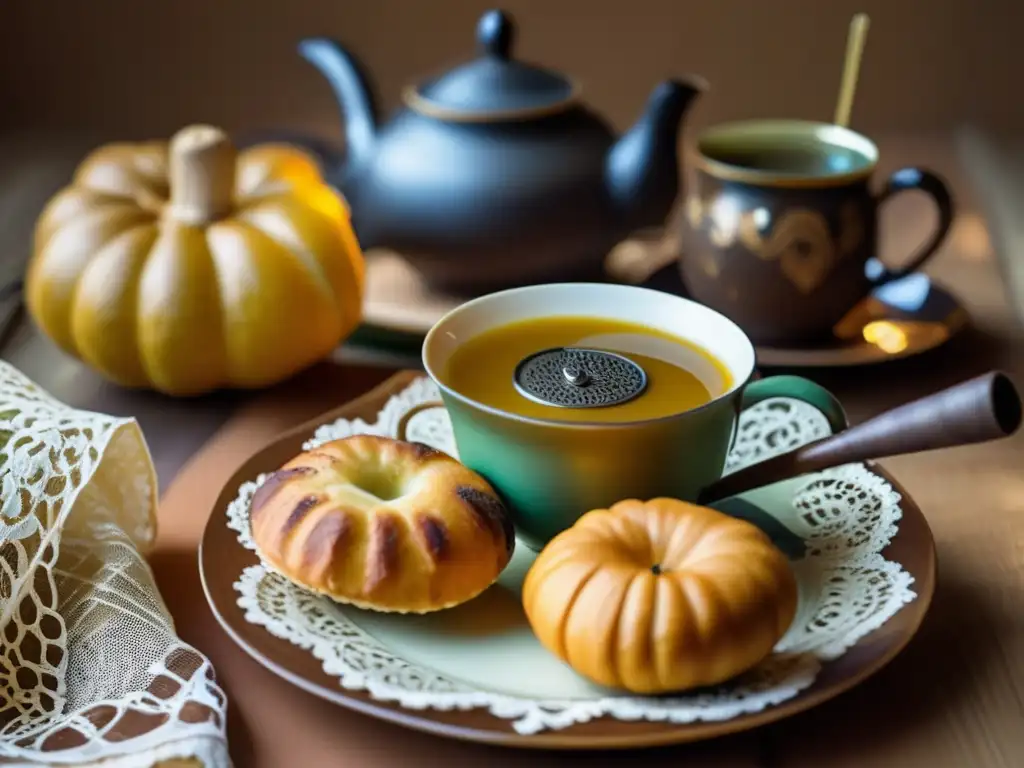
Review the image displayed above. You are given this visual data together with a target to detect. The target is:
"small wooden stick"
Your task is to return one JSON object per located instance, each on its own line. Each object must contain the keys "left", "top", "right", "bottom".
{"left": 833, "top": 13, "right": 871, "bottom": 127}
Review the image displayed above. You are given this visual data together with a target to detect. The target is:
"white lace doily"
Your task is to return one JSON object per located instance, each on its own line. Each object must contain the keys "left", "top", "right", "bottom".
{"left": 225, "top": 377, "right": 916, "bottom": 736}
{"left": 0, "top": 361, "right": 229, "bottom": 767}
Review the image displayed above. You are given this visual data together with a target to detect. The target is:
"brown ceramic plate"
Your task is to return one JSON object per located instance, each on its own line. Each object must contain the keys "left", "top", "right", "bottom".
{"left": 199, "top": 371, "right": 936, "bottom": 749}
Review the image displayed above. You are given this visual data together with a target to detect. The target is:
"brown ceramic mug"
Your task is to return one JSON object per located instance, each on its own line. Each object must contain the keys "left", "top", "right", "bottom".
{"left": 679, "top": 120, "right": 955, "bottom": 346}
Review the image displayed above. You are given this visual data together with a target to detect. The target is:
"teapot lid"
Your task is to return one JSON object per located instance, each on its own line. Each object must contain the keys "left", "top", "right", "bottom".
{"left": 404, "top": 10, "right": 578, "bottom": 122}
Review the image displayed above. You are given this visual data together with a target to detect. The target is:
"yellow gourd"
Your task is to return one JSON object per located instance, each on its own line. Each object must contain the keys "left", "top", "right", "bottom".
{"left": 26, "top": 124, "right": 365, "bottom": 396}
{"left": 523, "top": 498, "right": 798, "bottom": 694}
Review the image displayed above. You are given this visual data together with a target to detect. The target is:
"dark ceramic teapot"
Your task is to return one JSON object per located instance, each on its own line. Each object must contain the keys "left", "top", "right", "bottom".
{"left": 299, "top": 9, "right": 705, "bottom": 294}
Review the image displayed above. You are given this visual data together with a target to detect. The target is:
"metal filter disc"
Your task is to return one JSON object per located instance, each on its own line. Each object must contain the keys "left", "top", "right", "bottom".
{"left": 512, "top": 347, "right": 648, "bottom": 409}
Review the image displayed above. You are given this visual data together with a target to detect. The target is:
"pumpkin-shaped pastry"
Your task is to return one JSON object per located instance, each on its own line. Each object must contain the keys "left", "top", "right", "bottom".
{"left": 250, "top": 435, "right": 516, "bottom": 613}
{"left": 26, "top": 124, "right": 364, "bottom": 396}
{"left": 523, "top": 498, "right": 797, "bottom": 693}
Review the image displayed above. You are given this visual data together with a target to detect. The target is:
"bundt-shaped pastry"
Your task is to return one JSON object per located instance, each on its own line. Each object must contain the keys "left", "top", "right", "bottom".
{"left": 523, "top": 498, "right": 798, "bottom": 693}
{"left": 250, "top": 435, "right": 515, "bottom": 613}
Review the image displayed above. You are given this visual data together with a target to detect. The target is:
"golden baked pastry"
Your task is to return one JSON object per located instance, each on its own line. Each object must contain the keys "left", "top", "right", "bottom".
{"left": 250, "top": 435, "right": 515, "bottom": 613}
{"left": 523, "top": 498, "right": 798, "bottom": 693}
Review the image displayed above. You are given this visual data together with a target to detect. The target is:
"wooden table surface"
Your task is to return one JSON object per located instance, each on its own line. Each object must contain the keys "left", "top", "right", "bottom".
{"left": 4, "top": 133, "right": 1024, "bottom": 767}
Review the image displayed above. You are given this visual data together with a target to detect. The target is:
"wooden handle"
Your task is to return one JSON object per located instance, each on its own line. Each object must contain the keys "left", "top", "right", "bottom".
{"left": 699, "top": 371, "right": 1022, "bottom": 504}
{"left": 168, "top": 124, "right": 236, "bottom": 224}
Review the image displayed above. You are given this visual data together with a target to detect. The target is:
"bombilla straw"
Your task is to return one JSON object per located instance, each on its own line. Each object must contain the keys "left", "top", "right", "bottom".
{"left": 834, "top": 13, "right": 871, "bottom": 127}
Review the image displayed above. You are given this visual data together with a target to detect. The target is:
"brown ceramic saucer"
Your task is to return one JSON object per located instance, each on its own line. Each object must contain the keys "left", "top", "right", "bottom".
{"left": 198, "top": 371, "right": 936, "bottom": 750}
{"left": 756, "top": 271, "right": 970, "bottom": 368}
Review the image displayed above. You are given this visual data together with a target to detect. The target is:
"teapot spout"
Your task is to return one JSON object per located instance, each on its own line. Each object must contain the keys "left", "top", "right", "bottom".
{"left": 298, "top": 37, "right": 379, "bottom": 176}
{"left": 606, "top": 76, "right": 707, "bottom": 231}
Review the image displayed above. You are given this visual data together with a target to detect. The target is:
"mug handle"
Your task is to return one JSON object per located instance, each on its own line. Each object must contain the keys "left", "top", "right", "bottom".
{"left": 739, "top": 375, "right": 847, "bottom": 433}
{"left": 868, "top": 167, "right": 955, "bottom": 286}
{"left": 396, "top": 401, "right": 445, "bottom": 442}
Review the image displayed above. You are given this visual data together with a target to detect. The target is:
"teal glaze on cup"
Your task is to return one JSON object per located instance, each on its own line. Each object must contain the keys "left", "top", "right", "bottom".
{"left": 420, "top": 283, "right": 846, "bottom": 551}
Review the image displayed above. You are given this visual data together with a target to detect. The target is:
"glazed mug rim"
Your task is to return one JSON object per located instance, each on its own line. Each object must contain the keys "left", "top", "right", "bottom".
{"left": 693, "top": 118, "right": 880, "bottom": 189}
{"left": 421, "top": 282, "right": 757, "bottom": 430}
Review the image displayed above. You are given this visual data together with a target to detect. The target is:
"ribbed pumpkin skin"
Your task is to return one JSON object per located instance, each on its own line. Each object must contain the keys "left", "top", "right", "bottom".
{"left": 27, "top": 139, "right": 365, "bottom": 396}
{"left": 522, "top": 498, "right": 798, "bottom": 694}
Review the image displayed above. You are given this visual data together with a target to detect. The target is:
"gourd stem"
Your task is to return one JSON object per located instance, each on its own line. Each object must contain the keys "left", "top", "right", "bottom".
{"left": 168, "top": 124, "right": 236, "bottom": 224}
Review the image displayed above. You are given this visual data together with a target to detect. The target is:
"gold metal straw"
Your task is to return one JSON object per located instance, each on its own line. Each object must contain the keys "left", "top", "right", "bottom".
{"left": 834, "top": 13, "right": 871, "bottom": 127}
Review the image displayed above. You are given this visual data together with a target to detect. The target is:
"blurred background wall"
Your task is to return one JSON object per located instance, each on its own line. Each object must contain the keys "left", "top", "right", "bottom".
{"left": 1, "top": 0, "right": 1021, "bottom": 145}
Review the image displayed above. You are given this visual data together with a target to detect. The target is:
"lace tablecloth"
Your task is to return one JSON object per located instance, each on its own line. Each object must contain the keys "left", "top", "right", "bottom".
{"left": 0, "top": 361, "right": 230, "bottom": 767}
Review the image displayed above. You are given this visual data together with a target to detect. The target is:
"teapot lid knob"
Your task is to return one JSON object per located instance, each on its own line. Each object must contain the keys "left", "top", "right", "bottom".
{"left": 477, "top": 9, "right": 514, "bottom": 59}
{"left": 405, "top": 8, "right": 576, "bottom": 121}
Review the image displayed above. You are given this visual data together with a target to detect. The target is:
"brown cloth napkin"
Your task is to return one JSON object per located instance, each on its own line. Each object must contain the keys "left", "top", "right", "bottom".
{"left": 155, "top": 362, "right": 758, "bottom": 767}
